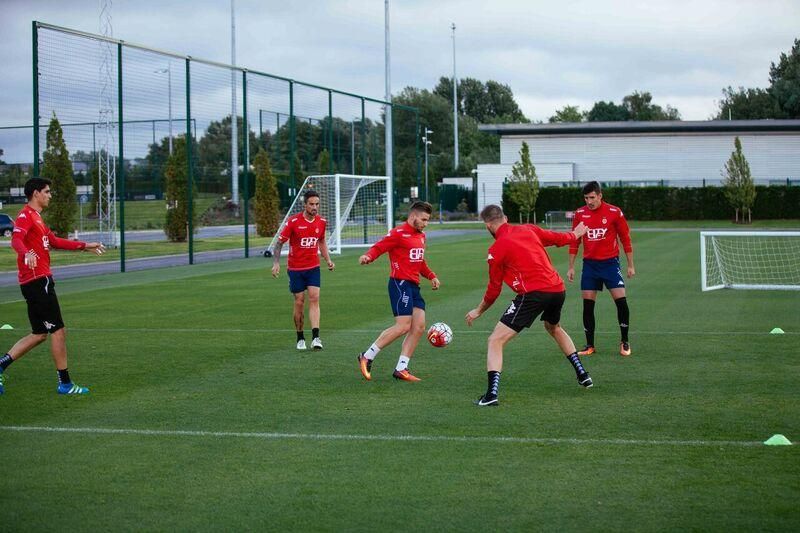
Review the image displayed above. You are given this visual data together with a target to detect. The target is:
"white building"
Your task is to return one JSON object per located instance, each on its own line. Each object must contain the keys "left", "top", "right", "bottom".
{"left": 475, "top": 120, "right": 800, "bottom": 210}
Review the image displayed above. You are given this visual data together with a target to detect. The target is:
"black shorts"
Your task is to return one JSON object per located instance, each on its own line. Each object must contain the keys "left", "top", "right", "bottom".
{"left": 21, "top": 276, "right": 65, "bottom": 334}
{"left": 499, "top": 291, "right": 566, "bottom": 333}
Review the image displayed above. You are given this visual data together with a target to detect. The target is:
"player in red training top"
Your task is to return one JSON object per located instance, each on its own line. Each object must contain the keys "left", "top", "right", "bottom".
{"left": 0, "top": 177, "right": 105, "bottom": 396}
{"left": 271, "top": 190, "right": 335, "bottom": 351}
{"left": 465, "top": 205, "right": 591, "bottom": 407}
{"left": 567, "top": 181, "right": 635, "bottom": 357}
{"left": 357, "top": 201, "right": 440, "bottom": 382}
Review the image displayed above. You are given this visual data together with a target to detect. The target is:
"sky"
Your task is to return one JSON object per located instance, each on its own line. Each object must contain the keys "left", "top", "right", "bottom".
{"left": 1, "top": 0, "right": 798, "bottom": 130}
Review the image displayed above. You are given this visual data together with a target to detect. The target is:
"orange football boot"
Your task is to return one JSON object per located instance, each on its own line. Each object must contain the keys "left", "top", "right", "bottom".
{"left": 392, "top": 369, "right": 421, "bottom": 382}
{"left": 619, "top": 342, "right": 632, "bottom": 357}
{"left": 357, "top": 354, "right": 372, "bottom": 381}
{"left": 577, "top": 345, "right": 595, "bottom": 356}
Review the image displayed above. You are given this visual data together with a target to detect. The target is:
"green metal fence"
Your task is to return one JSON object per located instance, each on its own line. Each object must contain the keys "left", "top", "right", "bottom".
{"left": 28, "top": 21, "right": 421, "bottom": 272}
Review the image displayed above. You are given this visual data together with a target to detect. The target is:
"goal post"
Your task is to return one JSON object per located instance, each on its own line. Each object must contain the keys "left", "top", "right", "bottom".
{"left": 700, "top": 231, "right": 800, "bottom": 291}
{"left": 266, "top": 174, "right": 392, "bottom": 256}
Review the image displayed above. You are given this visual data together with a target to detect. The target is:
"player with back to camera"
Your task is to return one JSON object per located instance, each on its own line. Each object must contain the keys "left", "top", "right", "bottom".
{"left": 0, "top": 177, "right": 105, "bottom": 395}
{"left": 271, "top": 190, "right": 335, "bottom": 351}
{"left": 357, "top": 201, "right": 440, "bottom": 382}
{"left": 567, "top": 181, "right": 635, "bottom": 357}
{"left": 465, "top": 204, "right": 592, "bottom": 407}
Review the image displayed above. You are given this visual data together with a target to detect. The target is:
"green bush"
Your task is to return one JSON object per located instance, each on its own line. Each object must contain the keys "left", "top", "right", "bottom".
{"left": 163, "top": 137, "right": 197, "bottom": 242}
{"left": 41, "top": 114, "right": 78, "bottom": 237}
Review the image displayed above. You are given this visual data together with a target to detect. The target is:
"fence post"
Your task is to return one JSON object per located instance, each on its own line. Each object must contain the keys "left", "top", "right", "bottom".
{"left": 32, "top": 21, "right": 40, "bottom": 177}
{"left": 243, "top": 70, "right": 249, "bottom": 258}
{"left": 360, "top": 98, "right": 366, "bottom": 173}
{"left": 186, "top": 57, "right": 194, "bottom": 265}
{"left": 328, "top": 90, "right": 334, "bottom": 174}
{"left": 118, "top": 42, "right": 126, "bottom": 272}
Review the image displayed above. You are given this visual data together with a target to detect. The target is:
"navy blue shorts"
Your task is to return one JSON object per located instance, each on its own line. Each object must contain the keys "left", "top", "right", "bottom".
{"left": 581, "top": 257, "right": 625, "bottom": 291}
{"left": 288, "top": 267, "right": 321, "bottom": 293}
{"left": 388, "top": 278, "right": 425, "bottom": 316}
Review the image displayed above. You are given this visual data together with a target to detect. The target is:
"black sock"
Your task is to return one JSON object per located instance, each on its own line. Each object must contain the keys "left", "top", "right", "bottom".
{"left": 0, "top": 353, "right": 13, "bottom": 371}
{"left": 615, "top": 297, "right": 630, "bottom": 343}
{"left": 582, "top": 299, "right": 596, "bottom": 346}
{"left": 567, "top": 352, "right": 586, "bottom": 375}
{"left": 486, "top": 371, "right": 501, "bottom": 398}
{"left": 312, "top": 328, "right": 320, "bottom": 339}
{"left": 296, "top": 331, "right": 305, "bottom": 342}
{"left": 57, "top": 368, "right": 71, "bottom": 385}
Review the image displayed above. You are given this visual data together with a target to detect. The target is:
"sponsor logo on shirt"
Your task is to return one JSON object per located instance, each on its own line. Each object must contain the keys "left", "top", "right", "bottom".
{"left": 299, "top": 237, "right": 319, "bottom": 248}
{"left": 586, "top": 228, "right": 608, "bottom": 240}
{"left": 409, "top": 247, "right": 424, "bottom": 261}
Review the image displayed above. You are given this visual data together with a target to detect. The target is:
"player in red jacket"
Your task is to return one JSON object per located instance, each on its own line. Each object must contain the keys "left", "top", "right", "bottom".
{"left": 271, "top": 190, "right": 335, "bottom": 351}
{"left": 567, "top": 181, "right": 635, "bottom": 357}
{"left": 0, "top": 177, "right": 105, "bottom": 395}
{"left": 357, "top": 201, "right": 440, "bottom": 382}
{"left": 465, "top": 204, "right": 591, "bottom": 406}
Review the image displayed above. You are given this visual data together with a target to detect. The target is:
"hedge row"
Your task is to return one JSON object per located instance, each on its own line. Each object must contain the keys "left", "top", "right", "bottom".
{"left": 502, "top": 185, "right": 800, "bottom": 221}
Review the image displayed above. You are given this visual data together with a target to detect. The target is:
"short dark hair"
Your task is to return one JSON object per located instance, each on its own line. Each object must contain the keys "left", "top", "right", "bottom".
{"left": 582, "top": 181, "right": 601, "bottom": 195}
{"left": 303, "top": 190, "right": 320, "bottom": 203}
{"left": 409, "top": 201, "right": 432, "bottom": 215}
{"left": 24, "top": 177, "right": 52, "bottom": 200}
{"left": 480, "top": 204, "right": 505, "bottom": 223}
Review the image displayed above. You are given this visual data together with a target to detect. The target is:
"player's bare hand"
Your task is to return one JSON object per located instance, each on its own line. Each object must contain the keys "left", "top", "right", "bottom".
{"left": 572, "top": 222, "right": 588, "bottom": 239}
{"left": 567, "top": 267, "right": 575, "bottom": 282}
{"left": 327, "top": 260, "right": 335, "bottom": 271}
{"left": 627, "top": 265, "right": 636, "bottom": 278}
{"left": 465, "top": 308, "right": 481, "bottom": 327}
{"left": 358, "top": 254, "right": 371, "bottom": 265}
{"left": 24, "top": 250, "right": 38, "bottom": 269}
{"left": 271, "top": 263, "right": 280, "bottom": 278}
{"left": 430, "top": 277, "right": 441, "bottom": 290}
{"left": 86, "top": 242, "right": 105, "bottom": 255}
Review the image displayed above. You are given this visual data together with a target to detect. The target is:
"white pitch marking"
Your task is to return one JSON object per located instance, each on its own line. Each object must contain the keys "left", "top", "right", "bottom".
{"left": 0, "top": 425, "right": 767, "bottom": 447}
{"left": 32, "top": 327, "right": 798, "bottom": 336}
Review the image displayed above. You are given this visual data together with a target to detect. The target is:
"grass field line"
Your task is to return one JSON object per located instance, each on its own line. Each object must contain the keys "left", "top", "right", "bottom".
{"left": 0, "top": 425, "right": 768, "bottom": 447}
{"left": 0, "top": 326, "right": 791, "bottom": 336}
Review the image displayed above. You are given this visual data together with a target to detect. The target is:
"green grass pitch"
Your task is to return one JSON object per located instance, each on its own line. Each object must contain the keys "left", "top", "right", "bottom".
{"left": 1, "top": 230, "right": 798, "bottom": 531}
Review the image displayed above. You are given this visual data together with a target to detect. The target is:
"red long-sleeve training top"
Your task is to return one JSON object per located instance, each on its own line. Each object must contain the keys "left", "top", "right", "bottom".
{"left": 569, "top": 201, "right": 632, "bottom": 260}
{"left": 363, "top": 222, "right": 436, "bottom": 284}
{"left": 483, "top": 223, "right": 576, "bottom": 307}
{"left": 11, "top": 205, "right": 86, "bottom": 285}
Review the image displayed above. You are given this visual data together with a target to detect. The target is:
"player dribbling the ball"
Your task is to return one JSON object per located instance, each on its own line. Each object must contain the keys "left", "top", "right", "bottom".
{"left": 357, "top": 201, "right": 440, "bottom": 382}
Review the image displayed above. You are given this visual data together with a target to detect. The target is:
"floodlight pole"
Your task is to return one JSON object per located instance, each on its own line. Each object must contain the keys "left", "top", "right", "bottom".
{"left": 423, "top": 128, "right": 432, "bottom": 201}
{"left": 452, "top": 22, "right": 458, "bottom": 171}
{"left": 230, "top": 0, "right": 239, "bottom": 205}
{"left": 383, "top": 0, "right": 394, "bottom": 181}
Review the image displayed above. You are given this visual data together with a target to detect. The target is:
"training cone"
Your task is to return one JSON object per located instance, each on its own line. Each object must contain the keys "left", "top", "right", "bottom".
{"left": 764, "top": 434, "right": 792, "bottom": 446}
{"left": 0, "top": 324, "right": 13, "bottom": 330}
{"left": 769, "top": 327, "right": 785, "bottom": 334}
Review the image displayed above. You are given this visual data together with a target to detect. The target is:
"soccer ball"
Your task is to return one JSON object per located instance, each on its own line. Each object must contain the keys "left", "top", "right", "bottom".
{"left": 427, "top": 322, "right": 453, "bottom": 348}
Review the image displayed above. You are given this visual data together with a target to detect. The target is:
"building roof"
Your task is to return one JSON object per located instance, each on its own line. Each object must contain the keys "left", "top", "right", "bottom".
{"left": 478, "top": 120, "right": 800, "bottom": 136}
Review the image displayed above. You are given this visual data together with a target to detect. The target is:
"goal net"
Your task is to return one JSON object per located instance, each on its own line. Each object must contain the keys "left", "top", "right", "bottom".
{"left": 700, "top": 231, "right": 800, "bottom": 291}
{"left": 545, "top": 210, "right": 576, "bottom": 229}
{"left": 266, "top": 174, "right": 392, "bottom": 256}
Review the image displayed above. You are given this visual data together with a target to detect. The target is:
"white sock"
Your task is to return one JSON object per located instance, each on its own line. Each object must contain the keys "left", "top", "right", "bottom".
{"left": 364, "top": 343, "right": 381, "bottom": 360}
{"left": 395, "top": 355, "right": 410, "bottom": 372}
